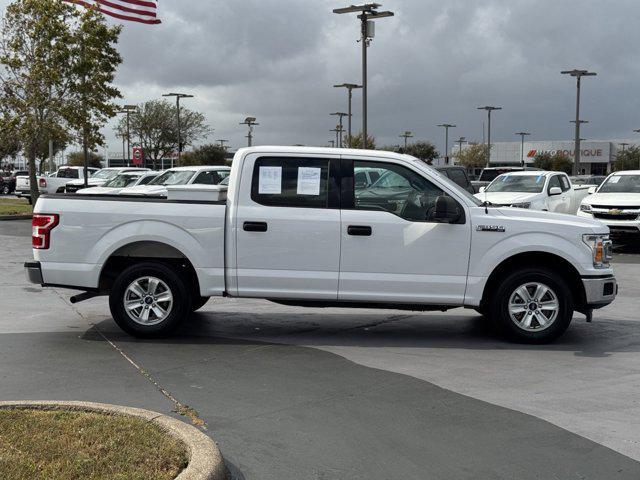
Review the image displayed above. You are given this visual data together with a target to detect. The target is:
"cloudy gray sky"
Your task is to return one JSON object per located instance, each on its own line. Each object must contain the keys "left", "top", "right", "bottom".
{"left": 4, "top": 0, "right": 640, "bottom": 155}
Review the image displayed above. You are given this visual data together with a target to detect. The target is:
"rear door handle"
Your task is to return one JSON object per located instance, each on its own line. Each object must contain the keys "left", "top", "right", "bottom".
{"left": 243, "top": 221, "right": 268, "bottom": 232}
{"left": 348, "top": 225, "right": 372, "bottom": 236}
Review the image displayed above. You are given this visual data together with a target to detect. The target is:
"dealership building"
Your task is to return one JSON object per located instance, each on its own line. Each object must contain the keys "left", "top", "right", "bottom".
{"left": 452, "top": 140, "right": 637, "bottom": 175}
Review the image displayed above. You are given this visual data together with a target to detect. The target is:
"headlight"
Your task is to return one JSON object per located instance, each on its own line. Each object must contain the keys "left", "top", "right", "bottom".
{"left": 580, "top": 203, "right": 592, "bottom": 213}
{"left": 582, "top": 234, "right": 612, "bottom": 268}
{"left": 510, "top": 202, "right": 531, "bottom": 209}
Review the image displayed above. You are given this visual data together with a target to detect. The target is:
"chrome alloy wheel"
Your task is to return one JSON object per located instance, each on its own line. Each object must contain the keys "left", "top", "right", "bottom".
{"left": 508, "top": 282, "right": 559, "bottom": 332}
{"left": 123, "top": 276, "right": 173, "bottom": 326}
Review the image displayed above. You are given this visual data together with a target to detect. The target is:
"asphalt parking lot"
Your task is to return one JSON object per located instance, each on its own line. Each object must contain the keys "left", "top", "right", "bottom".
{"left": 2, "top": 219, "right": 640, "bottom": 480}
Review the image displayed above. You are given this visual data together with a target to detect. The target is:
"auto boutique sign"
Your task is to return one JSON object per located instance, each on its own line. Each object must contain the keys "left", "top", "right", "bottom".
{"left": 524, "top": 141, "right": 611, "bottom": 163}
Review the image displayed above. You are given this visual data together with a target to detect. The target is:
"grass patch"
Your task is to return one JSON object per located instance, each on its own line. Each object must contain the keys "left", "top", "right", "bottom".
{"left": 0, "top": 198, "right": 32, "bottom": 216}
{"left": 0, "top": 409, "right": 188, "bottom": 480}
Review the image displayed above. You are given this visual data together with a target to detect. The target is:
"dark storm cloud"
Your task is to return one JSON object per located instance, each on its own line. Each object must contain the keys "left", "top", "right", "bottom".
{"left": 3, "top": 0, "right": 640, "bottom": 151}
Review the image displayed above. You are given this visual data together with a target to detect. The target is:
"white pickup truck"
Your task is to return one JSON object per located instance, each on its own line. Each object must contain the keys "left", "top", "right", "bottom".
{"left": 25, "top": 147, "right": 617, "bottom": 343}
{"left": 16, "top": 166, "right": 100, "bottom": 201}
{"left": 476, "top": 171, "right": 590, "bottom": 214}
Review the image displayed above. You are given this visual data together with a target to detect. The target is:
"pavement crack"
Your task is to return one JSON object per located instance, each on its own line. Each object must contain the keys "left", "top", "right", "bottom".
{"left": 52, "top": 289, "right": 207, "bottom": 429}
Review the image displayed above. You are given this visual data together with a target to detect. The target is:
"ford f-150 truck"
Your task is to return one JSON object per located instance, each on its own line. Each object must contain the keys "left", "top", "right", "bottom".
{"left": 25, "top": 147, "right": 617, "bottom": 343}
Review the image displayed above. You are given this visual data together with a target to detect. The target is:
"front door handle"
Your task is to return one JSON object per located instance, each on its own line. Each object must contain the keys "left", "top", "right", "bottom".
{"left": 243, "top": 221, "right": 268, "bottom": 232}
{"left": 348, "top": 225, "right": 372, "bottom": 236}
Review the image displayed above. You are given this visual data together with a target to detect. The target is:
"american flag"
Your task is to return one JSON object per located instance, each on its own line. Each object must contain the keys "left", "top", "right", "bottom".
{"left": 64, "top": 0, "right": 161, "bottom": 25}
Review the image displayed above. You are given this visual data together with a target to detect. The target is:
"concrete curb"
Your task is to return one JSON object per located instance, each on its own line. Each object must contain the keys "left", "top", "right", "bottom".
{"left": 0, "top": 214, "right": 32, "bottom": 221}
{"left": 0, "top": 401, "right": 227, "bottom": 480}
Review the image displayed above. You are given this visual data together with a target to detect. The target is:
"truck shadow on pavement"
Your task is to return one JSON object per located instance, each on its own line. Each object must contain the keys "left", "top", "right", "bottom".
{"left": 84, "top": 308, "right": 640, "bottom": 359}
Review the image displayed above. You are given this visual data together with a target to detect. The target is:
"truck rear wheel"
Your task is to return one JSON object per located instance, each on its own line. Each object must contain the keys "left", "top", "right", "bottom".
{"left": 109, "top": 262, "right": 192, "bottom": 338}
{"left": 490, "top": 267, "right": 573, "bottom": 344}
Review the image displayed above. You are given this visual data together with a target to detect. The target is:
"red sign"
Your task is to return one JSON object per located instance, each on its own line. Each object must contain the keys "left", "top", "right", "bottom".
{"left": 132, "top": 147, "right": 143, "bottom": 165}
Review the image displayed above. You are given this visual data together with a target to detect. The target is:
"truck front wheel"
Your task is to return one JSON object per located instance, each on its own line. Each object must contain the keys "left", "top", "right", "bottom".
{"left": 490, "top": 267, "right": 573, "bottom": 343}
{"left": 109, "top": 262, "right": 192, "bottom": 338}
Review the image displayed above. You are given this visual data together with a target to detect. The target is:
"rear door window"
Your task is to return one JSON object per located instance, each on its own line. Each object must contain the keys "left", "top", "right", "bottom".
{"left": 252, "top": 157, "right": 332, "bottom": 208}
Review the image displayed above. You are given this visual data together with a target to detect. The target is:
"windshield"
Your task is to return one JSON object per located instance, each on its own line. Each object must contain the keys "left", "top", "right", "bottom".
{"left": 598, "top": 174, "right": 640, "bottom": 193}
{"left": 479, "top": 168, "right": 521, "bottom": 182}
{"left": 486, "top": 174, "right": 545, "bottom": 193}
{"left": 148, "top": 170, "right": 196, "bottom": 186}
{"left": 92, "top": 169, "right": 120, "bottom": 180}
{"left": 104, "top": 174, "right": 140, "bottom": 188}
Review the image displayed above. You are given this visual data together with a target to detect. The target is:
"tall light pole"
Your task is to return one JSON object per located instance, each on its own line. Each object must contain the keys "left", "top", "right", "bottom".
{"left": 163, "top": 93, "right": 194, "bottom": 167}
{"left": 437, "top": 123, "right": 456, "bottom": 164}
{"left": 399, "top": 131, "right": 413, "bottom": 150}
{"left": 330, "top": 125, "right": 344, "bottom": 148}
{"left": 455, "top": 136, "right": 466, "bottom": 157}
{"left": 328, "top": 140, "right": 335, "bottom": 148}
{"left": 333, "top": 83, "right": 362, "bottom": 145}
{"left": 619, "top": 142, "right": 629, "bottom": 153}
{"left": 515, "top": 131, "right": 531, "bottom": 167}
{"left": 240, "top": 117, "right": 259, "bottom": 147}
{"left": 116, "top": 105, "right": 137, "bottom": 167}
{"left": 216, "top": 139, "right": 229, "bottom": 149}
{"left": 561, "top": 69, "right": 596, "bottom": 175}
{"left": 333, "top": 3, "right": 394, "bottom": 148}
{"left": 477, "top": 106, "right": 501, "bottom": 167}
{"left": 331, "top": 112, "right": 349, "bottom": 147}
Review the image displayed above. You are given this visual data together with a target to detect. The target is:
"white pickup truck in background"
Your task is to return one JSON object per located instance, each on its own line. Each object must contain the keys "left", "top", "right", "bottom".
{"left": 16, "top": 166, "right": 100, "bottom": 200}
{"left": 25, "top": 146, "right": 617, "bottom": 343}
{"left": 578, "top": 170, "right": 640, "bottom": 237}
{"left": 475, "top": 171, "right": 590, "bottom": 214}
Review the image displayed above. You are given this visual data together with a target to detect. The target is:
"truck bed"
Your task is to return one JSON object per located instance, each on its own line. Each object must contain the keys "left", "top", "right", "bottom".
{"left": 34, "top": 194, "right": 227, "bottom": 297}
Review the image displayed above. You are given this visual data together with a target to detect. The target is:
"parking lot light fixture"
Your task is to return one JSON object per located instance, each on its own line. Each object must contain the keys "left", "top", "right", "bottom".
{"left": 333, "top": 4, "right": 394, "bottom": 145}
{"left": 477, "top": 106, "right": 501, "bottom": 167}
{"left": 398, "top": 131, "right": 413, "bottom": 150}
{"left": 561, "top": 69, "right": 597, "bottom": 175}
{"left": 240, "top": 117, "right": 259, "bottom": 147}
{"left": 619, "top": 142, "right": 630, "bottom": 153}
{"left": 216, "top": 139, "right": 229, "bottom": 150}
{"left": 515, "top": 132, "right": 531, "bottom": 167}
{"left": 437, "top": 124, "right": 456, "bottom": 164}
{"left": 331, "top": 112, "right": 350, "bottom": 147}
{"left": 334, "top": 83, "right": 362, "bottom": 143}
{"left": 162, "top": 93, "right": 194, "bottom": 166}
{"left": 116, "top": 105, "right": 138, "bottom": 167}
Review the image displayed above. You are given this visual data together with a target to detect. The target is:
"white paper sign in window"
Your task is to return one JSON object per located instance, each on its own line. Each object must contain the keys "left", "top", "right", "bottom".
{"left": 609, "top": 176, "right": 621, "bottom": 184}
{"left": 297, "top": 167, "right": 321, "bottom": 195}
{"left": 258, "top": 166, "right": 282, "bottom": 194}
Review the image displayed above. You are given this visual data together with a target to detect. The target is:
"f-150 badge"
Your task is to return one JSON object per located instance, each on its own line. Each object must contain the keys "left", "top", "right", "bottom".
{"left": 477, "top": 225, "right": 505, "bottom": 232}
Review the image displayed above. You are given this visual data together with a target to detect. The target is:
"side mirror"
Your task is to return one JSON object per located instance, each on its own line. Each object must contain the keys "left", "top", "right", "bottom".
{"left": 549, "top": 186, "right": 562, "bottom": 196}
{"left": 433, "top": 195, "right": 461, "bottom": 224}
{"left": 478, "top": 186, "right": 486, "bottom": 193}
{"left": 587, "top": 186, "right": 597, "bottom": 195}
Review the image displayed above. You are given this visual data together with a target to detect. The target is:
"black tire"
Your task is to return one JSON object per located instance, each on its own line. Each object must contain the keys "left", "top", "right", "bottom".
{"left": 1, "top": 185, "right": 9, "bottom": 195}
{"left": 490, "top": 267, "right": 573, "bottom": 344}
{"left": 109, "top": 261, "right": 192, "bottom": 338}
{"left": 192, "top": 296, "right": 210, "bottom": 312}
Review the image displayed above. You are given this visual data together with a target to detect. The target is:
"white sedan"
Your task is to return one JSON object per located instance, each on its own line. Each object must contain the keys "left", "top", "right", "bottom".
{"left": 120, "top": 165, "right": 231, "bottom": 196}
{"left": 475, "top": 171, "right": 589, "bottom": 214}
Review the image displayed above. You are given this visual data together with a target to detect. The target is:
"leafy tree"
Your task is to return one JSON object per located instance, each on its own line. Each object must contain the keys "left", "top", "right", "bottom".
{"left": 454, "top": 144, "right": 489, "bottom": 169}
{"left": 0, "top": 0, "right": 122, "bottom": 202}
{"left": 613, "top": 146, "right": 640, "bottom": 171}
{"left": 0, "top": 115, "right": 21, "bottom": 163}
{"left": 533, "top": 151, "right": 572, "bottom": 174}
{"left": 405, "top": 141, "right": 439, "bottom": 164}
{"left": 344, "top": 132, "right": 375, "bottom": 149}
{"left": 117, "top": 100, "right": 211, "bottom": 170}
{"left": 67, "top": 150, "right": 103, "bottom": 168}
{"left": 181, "top": 144, "right": 227, "bottom": 166}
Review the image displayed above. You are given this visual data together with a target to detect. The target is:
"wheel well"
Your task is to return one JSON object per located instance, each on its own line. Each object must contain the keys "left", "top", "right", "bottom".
{"left": 99, "top": 241, "right": 199, "bottom": 294}
{"left": 480, "top": 252, "right": 586, "bottom": 311}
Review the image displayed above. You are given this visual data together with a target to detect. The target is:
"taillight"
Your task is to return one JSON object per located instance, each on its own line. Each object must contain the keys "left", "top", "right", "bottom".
{"left": 39, "top": 178, "right": 47, "bottom": 188}
{"left": 32, "top": 214, "right": 59, "bottom": 249}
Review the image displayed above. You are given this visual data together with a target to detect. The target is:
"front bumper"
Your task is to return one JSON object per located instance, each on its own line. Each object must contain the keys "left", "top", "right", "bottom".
{"left": 582, "top": 274, "right": 617, "bottom": 308}
{"left": 24, "top": 261, "right": 43, "bottom": 285}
